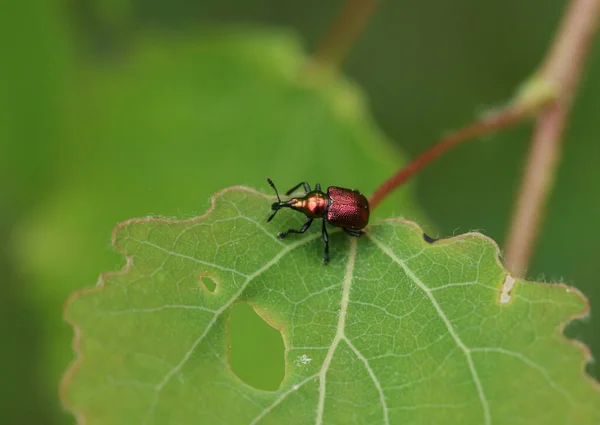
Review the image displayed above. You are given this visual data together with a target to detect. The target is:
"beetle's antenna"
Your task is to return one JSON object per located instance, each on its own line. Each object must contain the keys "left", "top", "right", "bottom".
{"left": 267, "top": 209, "right": 278, "bottom": 222}
{"left": 266, "top": 177, "right": 281, "bottom": 203}
{"left": 266, "top": 177, "right": 283, "bottom": 222}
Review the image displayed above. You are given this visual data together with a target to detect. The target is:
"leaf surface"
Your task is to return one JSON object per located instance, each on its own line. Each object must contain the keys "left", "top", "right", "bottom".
{"left": 14, "top": 30, "right": 422, "bottom": 409}
{"left": 64, "top": 187, "right": 599, "bottom": 425}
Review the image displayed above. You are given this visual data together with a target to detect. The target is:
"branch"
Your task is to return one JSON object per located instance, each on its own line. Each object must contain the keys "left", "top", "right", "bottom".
{"left": 368, "top": 105, "right": 526, "bottom": 210}
{"left": 311, "top": 0, "right": 380, "bottom": 69}
{"left": 504, "top": 0, "right": 600, "bottom": 276}
{"left": 369, "top": 0, "right": 599, "bottom": 277}
{"left": 368, "top": 26, "right": 564, "bottom": 211}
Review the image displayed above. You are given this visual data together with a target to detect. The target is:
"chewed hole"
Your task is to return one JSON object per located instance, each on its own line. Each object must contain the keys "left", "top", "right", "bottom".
{"left": 198, "top": 274, "right": 217, "bottom": 293}
{"left": 228, "top": 302, "right": 285, "bottom": 391}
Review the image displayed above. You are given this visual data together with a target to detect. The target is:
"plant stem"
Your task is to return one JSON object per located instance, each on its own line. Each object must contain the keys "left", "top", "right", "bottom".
{"left": 368, "top": 106, "right": 526, "bottom": 210}
{"left": 369, "top": 0, "right": 599, "bottom": 277}
{"left": 311, "top": 0, "right": 380, "bottom": 68}
{"left": 504, "top": 0, "right": 600, "bottom": 276}
{"left": 503, "top": 105, "right": 566, "bottom": 276}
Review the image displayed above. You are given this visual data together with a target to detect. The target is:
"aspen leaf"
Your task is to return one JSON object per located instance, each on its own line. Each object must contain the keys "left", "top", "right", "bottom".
{"left": 63, "top": 187, "right": 599, "bottom": 425}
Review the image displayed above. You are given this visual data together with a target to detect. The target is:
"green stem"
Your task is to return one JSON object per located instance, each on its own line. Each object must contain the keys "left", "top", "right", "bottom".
{"left": 504, "top": 0, "right": 600, "bottom": 276}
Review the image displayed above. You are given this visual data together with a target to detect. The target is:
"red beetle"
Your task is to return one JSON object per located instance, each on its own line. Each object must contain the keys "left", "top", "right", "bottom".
{"left": 266, "top": 178, "right": 370, "bottom": 263}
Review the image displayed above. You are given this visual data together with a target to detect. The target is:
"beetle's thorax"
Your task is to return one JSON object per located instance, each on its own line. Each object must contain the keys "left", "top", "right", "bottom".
{"left": 290, "top": 191, "right": 329, "bottom": 218}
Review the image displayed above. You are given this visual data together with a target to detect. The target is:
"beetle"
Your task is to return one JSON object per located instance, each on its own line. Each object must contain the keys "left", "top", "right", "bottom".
{"left": 266, "top": 177, "right": 370, "bottom": 264}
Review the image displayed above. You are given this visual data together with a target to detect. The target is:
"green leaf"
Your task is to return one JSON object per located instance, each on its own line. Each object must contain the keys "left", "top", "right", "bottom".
{"left": 14, "top": 29, "right": 423, "bottom": 414}
{"left": 63, "top": 187, "right": 599, "bottom": 424}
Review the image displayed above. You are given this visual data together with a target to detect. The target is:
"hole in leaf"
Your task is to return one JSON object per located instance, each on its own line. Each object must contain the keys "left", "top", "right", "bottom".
{"left": 228, "top": 302, "right": 285, "bottom": 391}
{"left": 198, "top": 274, "right": 217, "bottom": 293}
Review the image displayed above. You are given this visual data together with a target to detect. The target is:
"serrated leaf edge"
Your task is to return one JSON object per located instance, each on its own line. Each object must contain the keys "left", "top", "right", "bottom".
{"left": 59, "top": 186, "right": 599, "bottom": 425}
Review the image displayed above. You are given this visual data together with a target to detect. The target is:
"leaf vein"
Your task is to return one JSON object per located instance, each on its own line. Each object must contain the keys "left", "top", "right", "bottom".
{"left": 129, "top": 238, "right": 250, "bottom": 276}
{"left": 368, "top": 234, "right": 492, "bottom": 425}
{"left": 141, "top": 232, "right": 322, "bottom": 425}
{"left": 471, "top": 347, "right": 576, "bottom": 405}
{"left": 315, "top": 238, "right": 358, "bottom": 425}
{"left": 345, "top": 337, "right": 390, "bottom": 425}
{"left": 99, "top": 305, "right": 216, "bottom": 316}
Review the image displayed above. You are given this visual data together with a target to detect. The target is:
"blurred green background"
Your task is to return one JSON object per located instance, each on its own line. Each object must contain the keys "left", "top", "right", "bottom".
{"left": 2, "top": 0, "right": 599, "bottom": 424}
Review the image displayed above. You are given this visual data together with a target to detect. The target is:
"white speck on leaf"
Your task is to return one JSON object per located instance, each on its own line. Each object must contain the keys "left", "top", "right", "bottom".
{"left": 500, "top": 274, "right": 516, "bottom": 304}
{"left": 295, "top": 354, "right": 312, "bottom": 366}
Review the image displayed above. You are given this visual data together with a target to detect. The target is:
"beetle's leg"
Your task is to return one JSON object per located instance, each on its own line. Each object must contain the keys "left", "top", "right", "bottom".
{"left": 278, "top": 218, "right": 314, "bottom": 239}
{"left": 285, "top": 182, "right": 311, "bottom": 195}
{"left": 343, "top": 228, "right": 364, "bottom": 238}
{"left": 322, "top": 220, "right": 330, "bottom": 264}
{"left": 315, "top": 183, "right": 322, "bottom": 191}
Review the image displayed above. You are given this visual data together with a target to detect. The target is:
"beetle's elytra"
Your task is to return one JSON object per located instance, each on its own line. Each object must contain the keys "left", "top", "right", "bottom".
{"left": 266, "top": 178, "right": 370, "bottom": 264}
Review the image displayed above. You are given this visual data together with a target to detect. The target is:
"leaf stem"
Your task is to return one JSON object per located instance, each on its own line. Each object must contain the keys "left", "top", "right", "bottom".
{"left": 368, "top": 105, "right": 526, "bottom": 210}
{"left": 368, "top": 30, "right": 565, "bottom": 211}
{"left": 504, "top": 0, "right": 600, "bottom": 276}
{"left": 370, "top": 0, "right": 599, "bottom": 277}
{"left": 310, "top": 0, "right": 380, "bottom": 69}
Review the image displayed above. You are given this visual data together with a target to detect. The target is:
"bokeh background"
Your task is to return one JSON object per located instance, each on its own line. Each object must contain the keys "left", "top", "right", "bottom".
{"left": 2, "top": 1, "right": 599, "bottom": 424}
